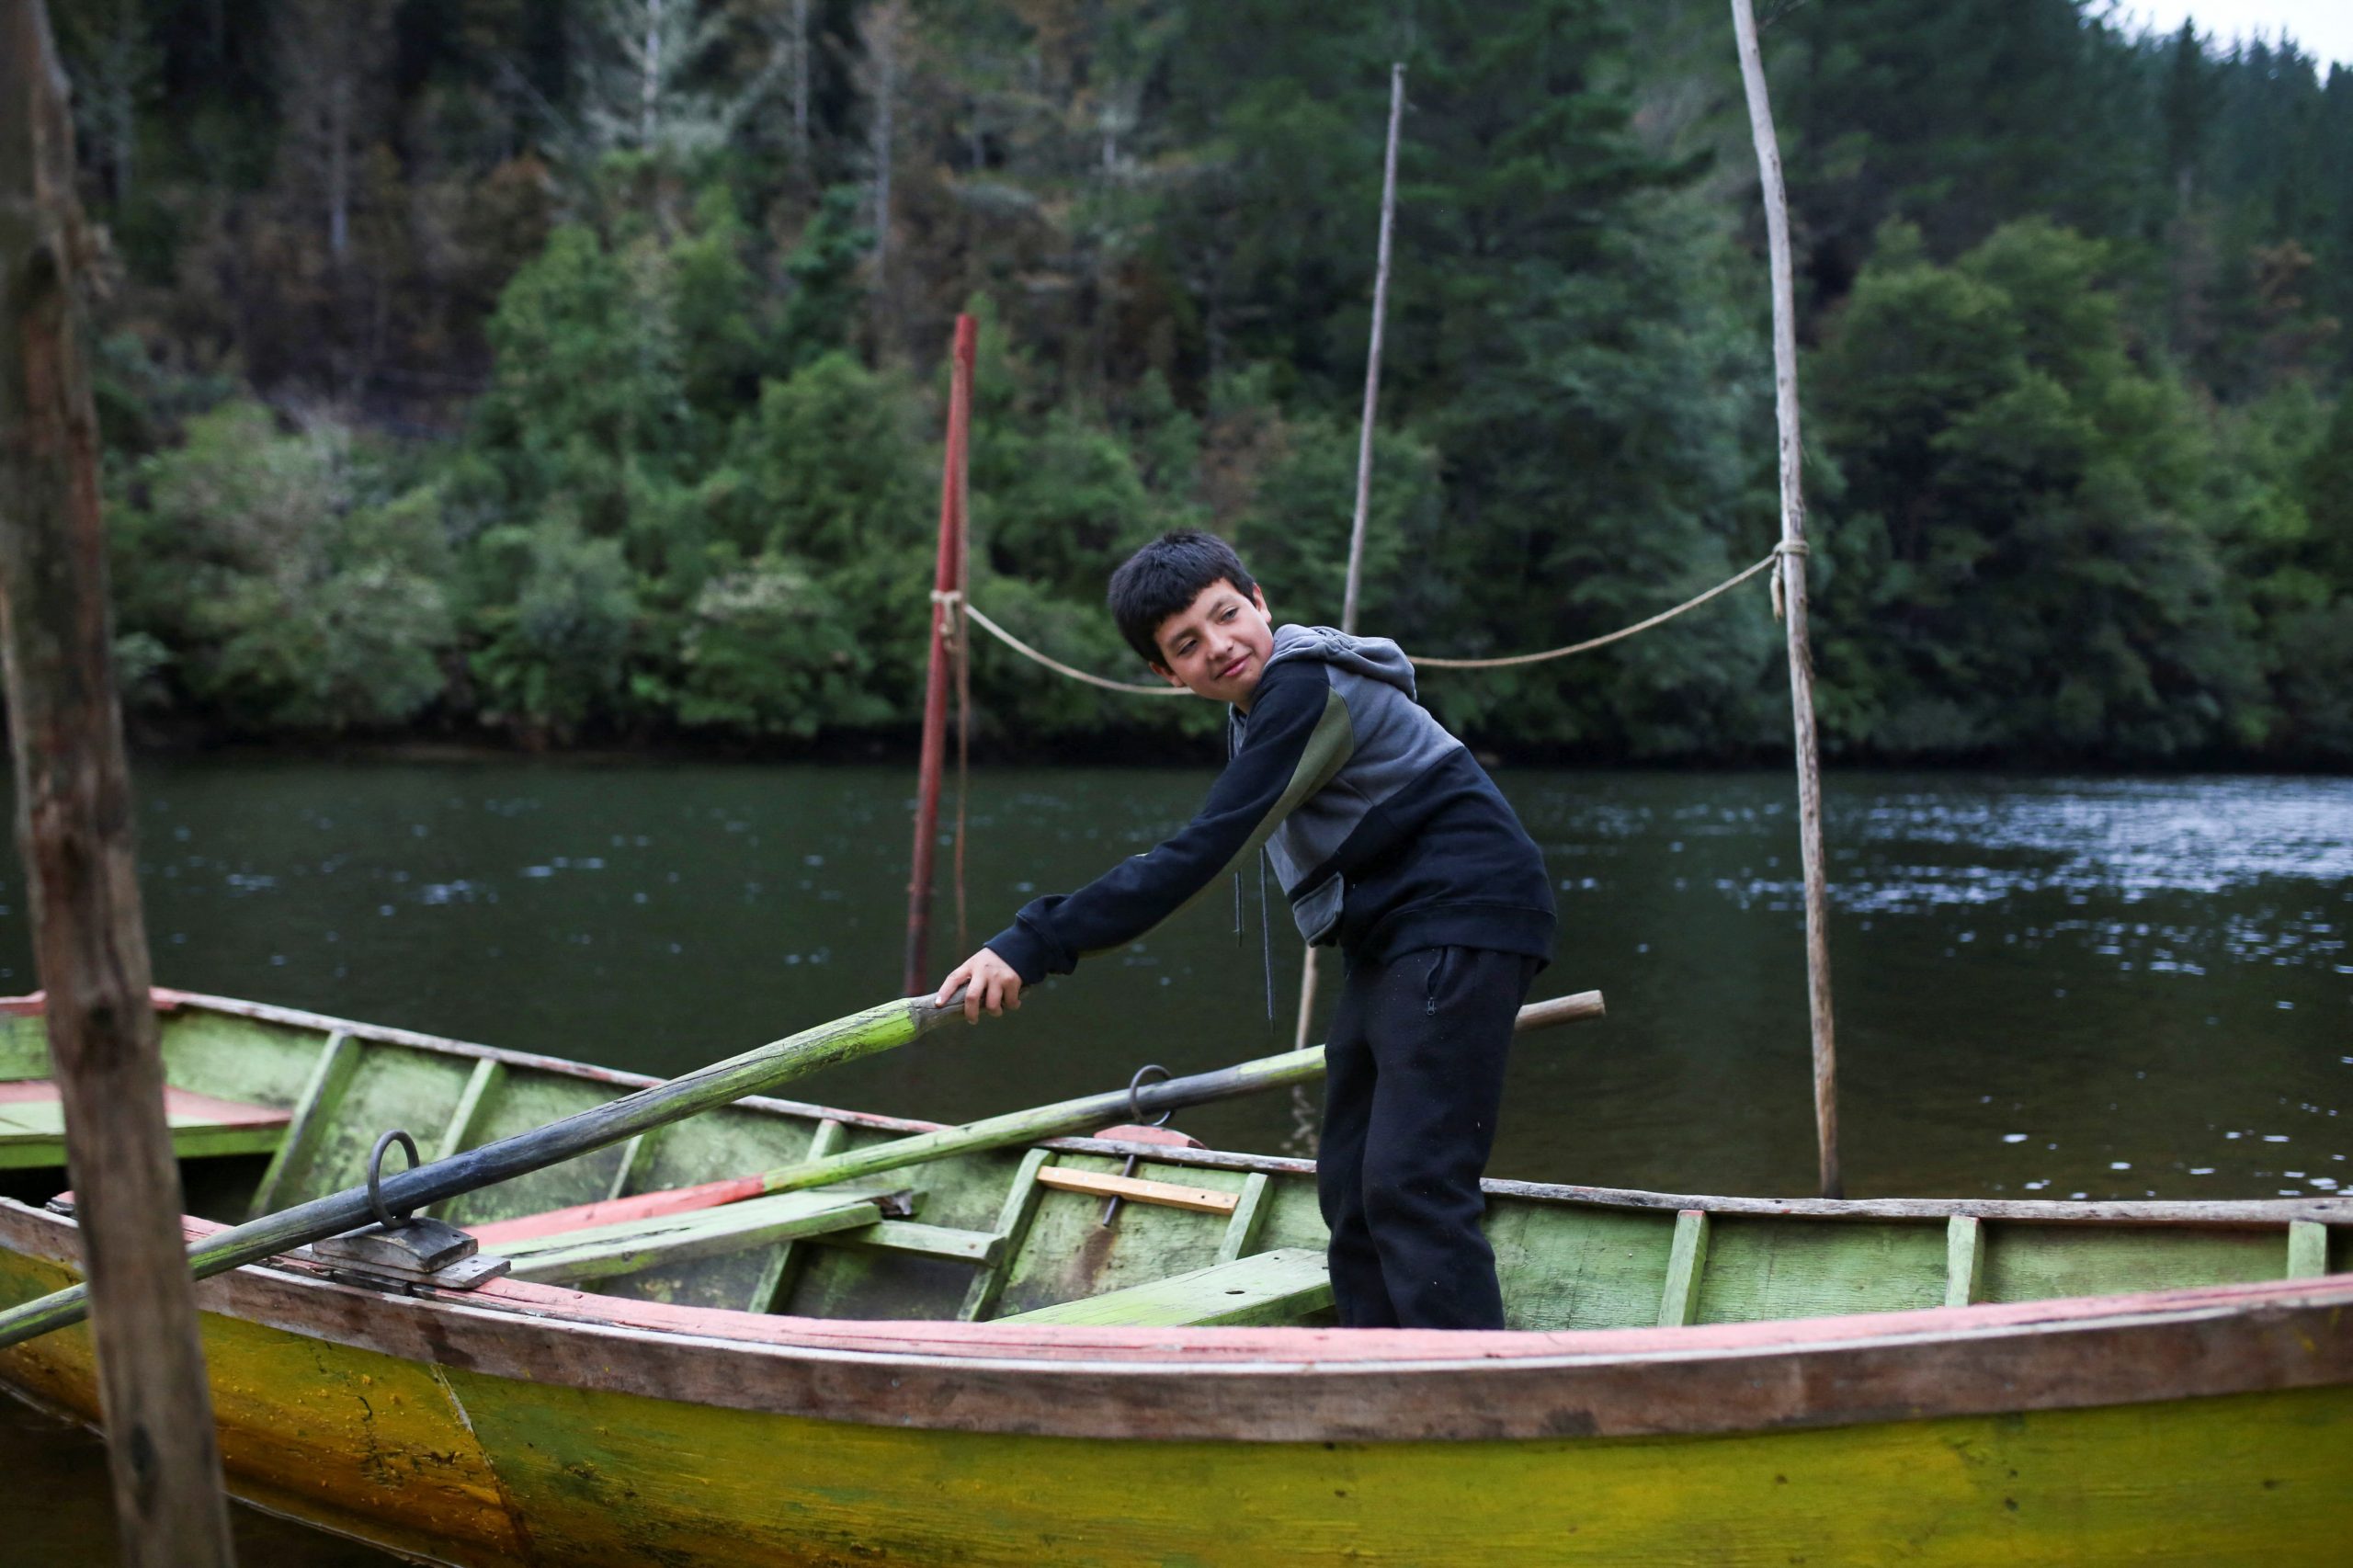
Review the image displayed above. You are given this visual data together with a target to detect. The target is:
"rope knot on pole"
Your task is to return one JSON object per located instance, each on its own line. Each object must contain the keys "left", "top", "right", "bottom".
{"left": 1769, "top": 538, "right": 1809, "bottom": 622}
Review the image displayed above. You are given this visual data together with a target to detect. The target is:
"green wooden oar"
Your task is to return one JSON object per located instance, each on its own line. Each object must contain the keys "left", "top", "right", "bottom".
{"left": 765, "top": 989, "right": 1604, "bottom": 1197}
{"left": 474, "top": 989, "right": 1607, "bottom": 1244}
{"left": 0, "top": 992, "right": 963, "bottom": 1351}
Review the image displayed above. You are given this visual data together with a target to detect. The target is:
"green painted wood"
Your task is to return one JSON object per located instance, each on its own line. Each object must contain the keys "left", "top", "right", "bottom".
{"left": 1696, "top": 1219, "right": 1947, "bottom": 1324}
{"left": 1215, "top": 1173, "right": 1275, "bottom": 1266}
{"left": 1982, "top": 1223, "right": 2287, "bottom": 1305}
{"left": 424, "top": 1062, "right": 507, "bottom": 1221}
{"left": 998, "top": 1247, "right": 1333, "bottom": 1328}
{"left": 0, "top": 1016, "right": 50, "bottom": 1080}
{"left": 744, "top": 1120, "right": 847, "bottom": 1313}
{"left": 246, "top": 1030, "right": 359, "bottom": 1219}
{"left": 959, "top": 1148, "right": 1053, "bottom": 1322}
{"left": 1490, "top": 1204, "right": 1674, "bottom": 1331}
{"left": 282, "top": 1043, "right": 482, "bottom": 1212}
{"left": 1945, "top": 1215, "right": 1985, "bottom": 1307}
{"left": 2286, "top": 1221, "right": 2329, "bottom": 1279}
{"left": 155, "top": 1011, "right": 332, "bottom": 1110}
{"left": 0, "top": 1107, "right": 283, "bottom": 1169}
{"left": 607, "top": 1121, "right": 872, "bottom": 1315}
{"left": 990, "top": 1156, "right": 1244, "bottom": 1318}
{"left": 496, "top": 1191, "right": 890, "bottom": 1285}
{"left": 0, "top": 993, "right": 959, "bottom": 1350}
{"left": 434, "top": 1062, "right": 506, "bottom": 1163}
{"left": 1657, "top": 1210, "right": 1711, "bottom": 1327}
{"left": 434, "top": 1070, "right": 632, "bottom": 1227}
{"left": 604, "top": 1131, "right": 662, "bottom": 1203}
{"left": 822, "top": 1219, "right": 1002, "bottom": 1267}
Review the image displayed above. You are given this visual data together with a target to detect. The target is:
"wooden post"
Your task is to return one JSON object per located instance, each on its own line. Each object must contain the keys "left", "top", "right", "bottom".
{"left": 1731, "top": 0, "right": 1842, "bottom": 1199}
{"left": 904, "top": 312, "right": 977, "bottom": 994}
{"left": 1294, "top": 63, "right": 1406, "bottom": 1053}
{"left": 0, "top": 4, "right": 239, "bottom": 1561}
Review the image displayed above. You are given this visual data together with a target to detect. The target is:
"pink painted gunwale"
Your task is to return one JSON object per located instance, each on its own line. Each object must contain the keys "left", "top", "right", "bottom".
{"left": 4, "top": 1199, "right": 2349, "bottom": 1445}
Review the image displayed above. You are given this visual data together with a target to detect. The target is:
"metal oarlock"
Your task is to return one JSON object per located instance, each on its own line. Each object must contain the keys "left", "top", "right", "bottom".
{"left": 295, "top": 1127, "right": 511, "bottom": 1293}
{"left": 1099, "top": 1064, "right": 1173, "bottom": 1228}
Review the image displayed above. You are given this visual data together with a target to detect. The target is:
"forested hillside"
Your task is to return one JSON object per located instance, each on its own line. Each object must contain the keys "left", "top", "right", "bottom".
{"left": 56, "top": 0, "right": 2353, "bottom": 763}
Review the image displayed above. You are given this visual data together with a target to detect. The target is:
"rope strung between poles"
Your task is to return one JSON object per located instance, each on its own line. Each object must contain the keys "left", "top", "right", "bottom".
{"left": 949, "top": 541, "right": 1806, "bottom": 694}
{"left": 1411, "top": 542, "right": 1803, "bottom": 670}
{"left": 952, "top": 594, "right": 1188, "bottom": 696}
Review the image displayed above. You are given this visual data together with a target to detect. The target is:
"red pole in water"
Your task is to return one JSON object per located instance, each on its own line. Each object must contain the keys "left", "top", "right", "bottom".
{"left": 904, "top": 314, "right": 977, "bottom": 994}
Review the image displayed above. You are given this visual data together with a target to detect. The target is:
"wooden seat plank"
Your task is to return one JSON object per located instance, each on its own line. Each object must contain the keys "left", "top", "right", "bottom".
{"left": 0, "top": 1081, "right": 290, "bottom": 1170}
{"left": 494, "top": 1189, "right": 901, "bottom": 1285}
{"left": 998, "top": 1247, "right": 1331, "bottom": 1328}
{"left": 1034, "top": 1165, "right": 1239, "bottom": 1214}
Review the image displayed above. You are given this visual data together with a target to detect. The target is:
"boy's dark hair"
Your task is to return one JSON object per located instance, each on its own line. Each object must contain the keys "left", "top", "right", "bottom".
{"left": 1107, "top": 529, "right": 1259, "bottom": 666}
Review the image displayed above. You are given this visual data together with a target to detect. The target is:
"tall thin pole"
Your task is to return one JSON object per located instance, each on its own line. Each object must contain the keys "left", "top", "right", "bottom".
{"left": 0, "top": 3, "right": 238, "bottom": 1561}
{"left": 1295, "top": 63, "right": 1405, "bottom": 1052}
{"left": 904, "top": 312, "right": 977, "bottom": 994}
{"left": 1340, "top": 63, "right": 1404, "bottom": 632}
{"left": 1731, "top": 0, "right": 1841, "bottom": 1199}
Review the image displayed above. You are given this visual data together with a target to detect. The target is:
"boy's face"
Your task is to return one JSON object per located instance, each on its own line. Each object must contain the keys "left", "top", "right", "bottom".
{"left": 1149, "top": 578, "right": 1276, "bottom": 707}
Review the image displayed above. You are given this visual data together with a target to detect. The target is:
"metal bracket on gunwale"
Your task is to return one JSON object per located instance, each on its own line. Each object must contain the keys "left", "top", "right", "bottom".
{"left": 290, "top": 1128, "right": 511, "bottom": 1293}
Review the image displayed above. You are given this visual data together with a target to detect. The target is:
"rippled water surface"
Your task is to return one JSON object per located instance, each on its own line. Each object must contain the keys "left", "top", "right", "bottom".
{"left": 3, "top": 761, "right": 2347, "bottom": 1562}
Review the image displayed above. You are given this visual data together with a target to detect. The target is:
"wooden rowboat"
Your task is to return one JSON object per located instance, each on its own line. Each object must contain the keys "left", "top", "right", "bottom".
{"left": 0, "top": 989, "right": 2347, "bottom": 1565}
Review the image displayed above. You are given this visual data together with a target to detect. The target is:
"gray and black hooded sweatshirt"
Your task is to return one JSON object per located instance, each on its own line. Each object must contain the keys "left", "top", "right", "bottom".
{"left": 984, "top": 623, "right": 1554, "bottom": 986}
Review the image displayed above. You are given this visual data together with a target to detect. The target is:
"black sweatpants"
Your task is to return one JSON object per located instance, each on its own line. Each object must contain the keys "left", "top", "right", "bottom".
{"left": 1317, "top": 945, "right": 1539, "bottom": 1330}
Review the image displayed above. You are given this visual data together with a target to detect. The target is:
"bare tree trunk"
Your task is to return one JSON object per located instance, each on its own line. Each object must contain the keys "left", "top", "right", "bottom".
{"left": 104, "top": 0, "right": 138, "bottom": 202}
{"left": 791, "top": 0, "right": 812, "bottom": 166}
{"left": 326, "top": 71, "right": 350, "bottom": 259}
{"left": 0, "top": 6, "right": 237, "bottom": 1562}
{"left": 1731, "top": 0, "right": 1841, "bottom": 1200}
{"left": 861, "top": 2, "right": 904, "bottom": 350}
{"left": 642, "top": 0, "right": 665, "bottom": 149}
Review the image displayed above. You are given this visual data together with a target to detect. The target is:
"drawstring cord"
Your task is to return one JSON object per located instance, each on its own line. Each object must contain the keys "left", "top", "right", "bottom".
{"left": 1258, "top": 850, "right": 1275, "bottom": 1034}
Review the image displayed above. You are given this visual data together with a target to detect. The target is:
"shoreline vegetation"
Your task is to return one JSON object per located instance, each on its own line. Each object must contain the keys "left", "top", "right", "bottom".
{"left": 59, "top": 0, "right": 2353, "bottom": 769}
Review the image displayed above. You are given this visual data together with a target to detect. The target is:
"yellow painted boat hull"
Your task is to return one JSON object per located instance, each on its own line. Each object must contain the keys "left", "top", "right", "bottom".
{"left": 3, "top": 1225, "right": 2348, "bottom": 1567}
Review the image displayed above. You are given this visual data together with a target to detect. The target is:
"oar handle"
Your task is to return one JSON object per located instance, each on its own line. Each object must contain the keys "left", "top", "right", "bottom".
{"left": 1515, "top": 990, "right": 1605, "bottom": 1031}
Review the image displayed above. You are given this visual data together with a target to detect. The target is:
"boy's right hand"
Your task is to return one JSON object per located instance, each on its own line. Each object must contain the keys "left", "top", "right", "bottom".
{"left": 936, "top": 947, "right": 1023, "bottom": 1023}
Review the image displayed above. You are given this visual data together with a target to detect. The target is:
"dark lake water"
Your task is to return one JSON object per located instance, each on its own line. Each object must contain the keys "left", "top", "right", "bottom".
{"left": 3, "top": 758, "right": 2347, "bottom": 1562}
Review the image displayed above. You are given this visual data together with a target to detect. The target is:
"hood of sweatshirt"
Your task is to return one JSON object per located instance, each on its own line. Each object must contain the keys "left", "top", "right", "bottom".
{"left": 1260, "top": 622, "right": 1418, "bottom": 704}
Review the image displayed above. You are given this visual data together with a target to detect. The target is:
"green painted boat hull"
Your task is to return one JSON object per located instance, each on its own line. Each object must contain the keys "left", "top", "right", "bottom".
{"left": 0, "top": 992, "right": 2346, "bottom": 1565}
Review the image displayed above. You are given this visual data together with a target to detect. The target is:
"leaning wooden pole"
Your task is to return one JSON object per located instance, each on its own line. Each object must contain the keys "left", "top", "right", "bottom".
{"left": 903, "top": 312, "right": 978, "bottom": 994}
{"left": 1731, "top": 0, "right": 1841, "bottom": 1199}
{"left": 0, "top": 3, "right": 239, "bottom": 1560}
{"left": 1295, "top": 62, "right": 1406, "bottom": 1052}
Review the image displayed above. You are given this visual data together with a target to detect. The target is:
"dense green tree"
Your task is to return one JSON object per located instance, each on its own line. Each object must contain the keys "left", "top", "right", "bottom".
{"left": 1813, "top": 221, "right": 2269, "bottom": 757}
{"left": 50, "top": 0, "right": 2353, "bottom": 762}
{"left": 109, "top": 402, "right": 454, "bottom": 733}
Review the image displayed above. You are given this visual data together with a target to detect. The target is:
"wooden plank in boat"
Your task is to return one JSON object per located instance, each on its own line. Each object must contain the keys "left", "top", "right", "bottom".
{"left": 743, "top": 1119, "right": 847, "bottom": 1312}
{"left": 0, "top": 1080, "right": 290, "bottom": 1170}
{"left": 1033, "top": 1166, "right": 1239, "bottom": 1214}
{"left": 1656, "top": 1210, "right": 1710, "bottom": 1326}
{"left": 999, "top": 1247, "right": 1332, "bottom": 1327}
{"left": 960, "top": 1148, "right": 1055, "bottom": 1322}
{"left": 494, "top": 1190, "right": 897, "bottom": 1284}
{"left": 1215, "top": 1173, "right": 1275, "bottom": 1265}
{"left": 1945, "top": 1215, "right": 1985, "bottom": 1307}
{"left": 247, "top": 1029, "right": 358, "bottom": 1215}
{"left": 2287, "top": 1221, "right": 2328, "bottom": 1279}
{"left": 821, "top": 1220, "right": 1003, "bottom": 1266}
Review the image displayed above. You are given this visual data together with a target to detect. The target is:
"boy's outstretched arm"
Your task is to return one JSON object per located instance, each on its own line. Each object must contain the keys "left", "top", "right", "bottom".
{"left": 932, "top": 662, "right": 1353, "bottom": 1023}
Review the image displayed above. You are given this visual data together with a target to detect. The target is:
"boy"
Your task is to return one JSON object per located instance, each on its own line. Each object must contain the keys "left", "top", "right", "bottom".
{"left": 936, "top": 530, "right": 1553, "bottom": 1329}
